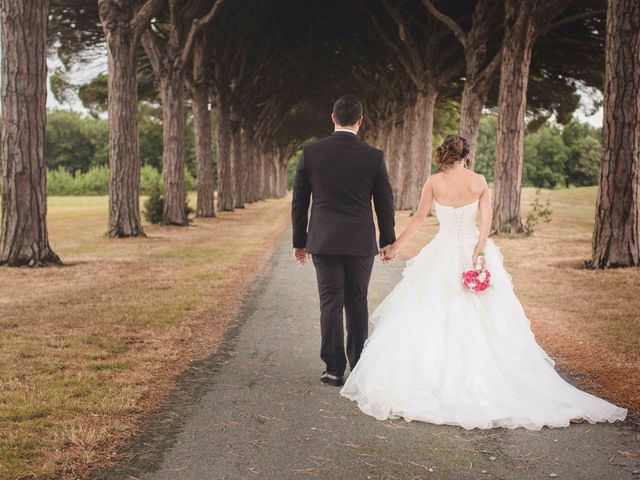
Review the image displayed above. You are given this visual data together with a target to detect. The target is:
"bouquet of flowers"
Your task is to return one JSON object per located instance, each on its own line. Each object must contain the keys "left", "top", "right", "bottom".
{"left": 462, "top": 254, "right": 491, "bottom": 293}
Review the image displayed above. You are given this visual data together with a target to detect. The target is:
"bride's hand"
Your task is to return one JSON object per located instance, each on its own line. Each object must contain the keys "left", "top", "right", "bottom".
{"left": 472, "top": 243, "right": 486, "bottom": 268}
{"left": 380, "top": 242, "right": 399, "bottom": 263}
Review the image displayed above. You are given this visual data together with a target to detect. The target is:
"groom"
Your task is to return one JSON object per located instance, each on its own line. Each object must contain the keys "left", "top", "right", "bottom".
{"left": 291, "top": 94, "right": 396, "bottom": 387}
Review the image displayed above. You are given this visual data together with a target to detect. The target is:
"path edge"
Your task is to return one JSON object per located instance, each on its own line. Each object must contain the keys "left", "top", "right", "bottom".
{"left": 90, "top": 225, "right": 290, "bottom": 480}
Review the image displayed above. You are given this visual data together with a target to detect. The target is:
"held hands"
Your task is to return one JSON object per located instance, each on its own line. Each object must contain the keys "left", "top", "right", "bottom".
{"left": 293, "top": 248, "right": 310, "bottom": 265}
{"left": 380, "top": 242, "right": 399, "bottom": 263}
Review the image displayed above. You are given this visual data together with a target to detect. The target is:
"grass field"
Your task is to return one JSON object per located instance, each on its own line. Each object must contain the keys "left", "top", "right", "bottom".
{"left": 0, "top": 194, "right": 291, "bottom": 479}
{"left": 396, "top": 186, "right": 640, "bottom": 425}
{"left": 0, "top": 187, "right": 638, "bottom": 479}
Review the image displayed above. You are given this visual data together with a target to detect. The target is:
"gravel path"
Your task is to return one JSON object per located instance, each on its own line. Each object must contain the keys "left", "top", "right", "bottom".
{"left": 94, "top": 230, "right": 639, "bottom": 480}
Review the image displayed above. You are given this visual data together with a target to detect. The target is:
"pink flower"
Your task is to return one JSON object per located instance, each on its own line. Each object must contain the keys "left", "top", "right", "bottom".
{"left": 462, "top": 265, "right": 492, "bottom": 293}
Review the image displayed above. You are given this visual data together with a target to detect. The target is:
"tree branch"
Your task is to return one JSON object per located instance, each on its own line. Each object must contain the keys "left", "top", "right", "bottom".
{"left": 543, "top": 9, "right": 606, "bottom": 34}
{"left": 380, "top": 0, "right": 425, "bottom": 80}
{"left": 130, "top": 0, "right": 163, "bottom": 35}
{"left": 421, "top": 0, "right": 468, "bottom": 49}
{"left": 141, "top": 27, "right": 165, "bottom": 78}
{"left": 477, "top": 47, "right": 502, "bottom": 93}
{"left": 180, "top": 0, "right": 225, "bottom": 70}
{"left": 438, "top": 58, "right": 466, "bottom": 85}
{"left": 357, "top": 4, "right": 421, "bottom": 87}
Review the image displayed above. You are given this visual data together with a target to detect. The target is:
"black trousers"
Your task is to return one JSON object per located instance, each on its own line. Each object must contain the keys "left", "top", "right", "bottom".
{"left": 311, "top": 254, "right": 375, "bottom": 377}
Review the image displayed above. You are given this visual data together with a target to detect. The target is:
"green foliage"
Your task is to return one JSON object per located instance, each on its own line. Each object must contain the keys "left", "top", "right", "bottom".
{"left": 562, "top": 120, "right": 602, "bottom": 186}
{"left": 47, "top": 164, "right": 196, "bottom": 196}
{"left": 49, "top": 67, "right": 76, "bottom": 105}
{"left": 562, "top": 118, "right": 602, "bottom": 145}
{"left": 138, "top": 106, "right": 164, "bottom": 171}
{"left": 524, "top": 125, "right": 569, "bottom": 188}
{"left": 564, "top": 136, "right": 601, "bottom": 187}
{"left": 287, "top": 148, "right": 303, "bottom": 190}
{"left": 77, "top": 74, "right": 161, "bottom": 117}
{"left": 143, "top": 183, "right": 164, "bottom": 224}
{"left": 523, "top": 190, "right": 553, "bottom": 236}
{"left": 474, "top": 116, "right": 498, "bottom": 182}
{"left": 184, "top": 118, "right": 198, "bottom": 178}
{"left": 523, "top": 120, "right": 602, "bottom": 188}
{"left": 47, "top": 167, "right": 77, "bottom": 195}
{"left": 184, "top": 198, "right": 195, "bottom": 220}
{"left": 46, "top": 110, "right": 108, "bottom": 172}
{"left": 140, "top": 165, "right": 162, "bottom": 195}
{"left": 78, "top": 74, "right": 108, "bottom": 118}
{"left": 44, "top": 109, "right": 199, "bottom": 195}
{"left": 474, "top": 116, "right": 601, "bottom": 188}
{"left": 431, "top": 100, "right": 462, "bottom": 173}
{"left": 47, "top": 166, "right": 109, "bottom": 195}
{"left": 143, "top": 182, "right": 195, "bottom": 225}
{"left": 184, "top": 169, "right": 197, "bottom": 192}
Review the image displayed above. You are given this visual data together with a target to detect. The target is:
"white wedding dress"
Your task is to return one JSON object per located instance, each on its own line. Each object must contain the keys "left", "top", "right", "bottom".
{"left": 340, "top": 199, "right": 627, "bottom": 430}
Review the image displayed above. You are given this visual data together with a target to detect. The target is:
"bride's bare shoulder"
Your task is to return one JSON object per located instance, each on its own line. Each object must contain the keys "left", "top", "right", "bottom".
{"left": 469, "top": 171, "right": 489, "bottom": 195}
{"left": 466, "top": 169, "right": 487, "bottom": 184}
{"left": 427, "top": 172, "right": 443, "bottom": 183}
{"left": 424, "top": 172, "right": 442, "bottom": 190}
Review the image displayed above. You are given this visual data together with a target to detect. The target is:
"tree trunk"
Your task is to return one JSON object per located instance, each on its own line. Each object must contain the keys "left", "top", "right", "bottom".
{"left": 267, "top": 156, "right": 276, "bottom": 198}
{"left": 415, "top": 88, "right": 438, "bottom": 205}
{"left": 592, "top": 0, "right": 640, "bottom": 268}
{"left": 396, "top": 103, "right": 417, "bottom": 210}
{"left": 254, "top": 142, "right": 263, "bottom": 201}
{"left": 277, "top": 157, "right": 288, "bottom": 197}
{"left": 388, "top": 112, "right": 405, "bottom": 205}
{"left": 215, "top": 103, "right": 234, "bottom": 211}
{"left": 192, "top": 86, "right": 215, "bottom": 217}
{"left": 397, "top": 88, "right": 437, "bottom": 210}
{"left": 0, "top": 0, "right": 61, "bottom": 266}
{"left": 491, "top": 0, "right": 538, "bottom": 234}
{"left": 159, "top": 72, "right": 187, "bottom": 225}
{"left": 231, "top": 124, "right": 245, "bottom": 209}
{"left": 253, "top": 147, "right": 262, "bottom": 201}
{"left": 456, "top": 0, "right": 500, "bottom": 170}
{"left": 378, "top": 113, "right": 399, "bottom": 201}
{"left": 243, "top": 132, "right": 256, "bottom": 203}
{"left": 264, "top": 150, "right": 273, "bottom": 199}
{"left": 192, "top": 32, "right": 215, "bottom": 218}
{"left": 254, "top": 148, "right": 264, "bottom": 200}
{"left": 460, "top": 75, "right": 496, "bottom": 169}
{"left": 99, "top": 2, "right": 146, "bottom": 238}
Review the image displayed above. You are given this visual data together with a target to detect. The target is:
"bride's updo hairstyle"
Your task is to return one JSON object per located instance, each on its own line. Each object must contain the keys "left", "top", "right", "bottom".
{"left": 435, "top": 135, "right": 470, "bottom": 171}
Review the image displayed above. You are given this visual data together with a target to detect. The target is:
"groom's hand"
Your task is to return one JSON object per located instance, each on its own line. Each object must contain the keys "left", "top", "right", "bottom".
{"left": 379, "top": 245, "right": 396, "bottom": 263}
{"left": 293, "top": 248, "right": 310, "bottom": 265}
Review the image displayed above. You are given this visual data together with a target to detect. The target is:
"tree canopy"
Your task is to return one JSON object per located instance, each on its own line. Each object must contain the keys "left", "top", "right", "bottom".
{"left": 48, "top": 0, "right": 606, "bottom": 149}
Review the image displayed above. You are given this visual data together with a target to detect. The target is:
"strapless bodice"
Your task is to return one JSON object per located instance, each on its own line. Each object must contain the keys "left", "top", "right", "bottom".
{"left": 433, "top": 199, "right": 480, "bottom": 241}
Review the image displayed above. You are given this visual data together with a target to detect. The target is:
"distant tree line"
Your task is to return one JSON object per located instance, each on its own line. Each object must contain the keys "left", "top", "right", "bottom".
{"left": 475, "top": 118, "right": 603, "bottom": 189}
{"left": 45, "top": 109, "right": 200, "bottom": 178}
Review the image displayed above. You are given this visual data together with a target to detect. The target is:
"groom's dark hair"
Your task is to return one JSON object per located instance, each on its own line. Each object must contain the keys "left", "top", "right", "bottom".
{"left": 333, "top": 94, "right": 363, "bottom": 126}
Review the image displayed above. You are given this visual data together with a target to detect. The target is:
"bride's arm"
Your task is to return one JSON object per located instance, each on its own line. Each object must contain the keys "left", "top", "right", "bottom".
{"left": 382, "top": 177, "right": 434, "bottom": 260}
{"left": 473, "top": 176, "right": 492, "bottom": 266}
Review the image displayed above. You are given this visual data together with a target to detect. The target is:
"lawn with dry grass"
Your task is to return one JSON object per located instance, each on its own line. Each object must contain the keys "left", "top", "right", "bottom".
{"left": 395, "top": 186, "right": 639, "bottom": 424}
{"left": 0, "top": 194, "right": 290, "bottom": 480}
{"left": 1, "top": 186, "right": 638, "bottom": 479}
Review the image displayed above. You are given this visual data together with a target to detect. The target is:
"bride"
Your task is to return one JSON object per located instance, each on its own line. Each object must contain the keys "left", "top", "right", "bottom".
{"left": 340, "top": 135, "right": 627, "bottom": 430}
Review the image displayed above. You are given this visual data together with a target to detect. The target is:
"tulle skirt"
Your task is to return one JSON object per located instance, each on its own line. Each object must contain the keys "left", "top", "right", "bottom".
{"left": 340, "top": 234, "right": 628, "bottom": 430}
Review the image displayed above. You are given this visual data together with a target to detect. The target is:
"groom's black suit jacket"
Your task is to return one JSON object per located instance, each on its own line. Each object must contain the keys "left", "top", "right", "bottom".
{"left": 292, "top": 131, "right": 396, "bottom": 256}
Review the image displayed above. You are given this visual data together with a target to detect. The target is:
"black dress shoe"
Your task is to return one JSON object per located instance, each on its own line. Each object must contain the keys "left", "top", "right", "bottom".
{"left": 320, "top": 371, "right": 345, "bottom": 386}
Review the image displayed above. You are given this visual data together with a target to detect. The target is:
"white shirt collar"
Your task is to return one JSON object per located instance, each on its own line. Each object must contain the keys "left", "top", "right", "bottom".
{"left": 334, "top": 128, "right": 357, "bottom": 135}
